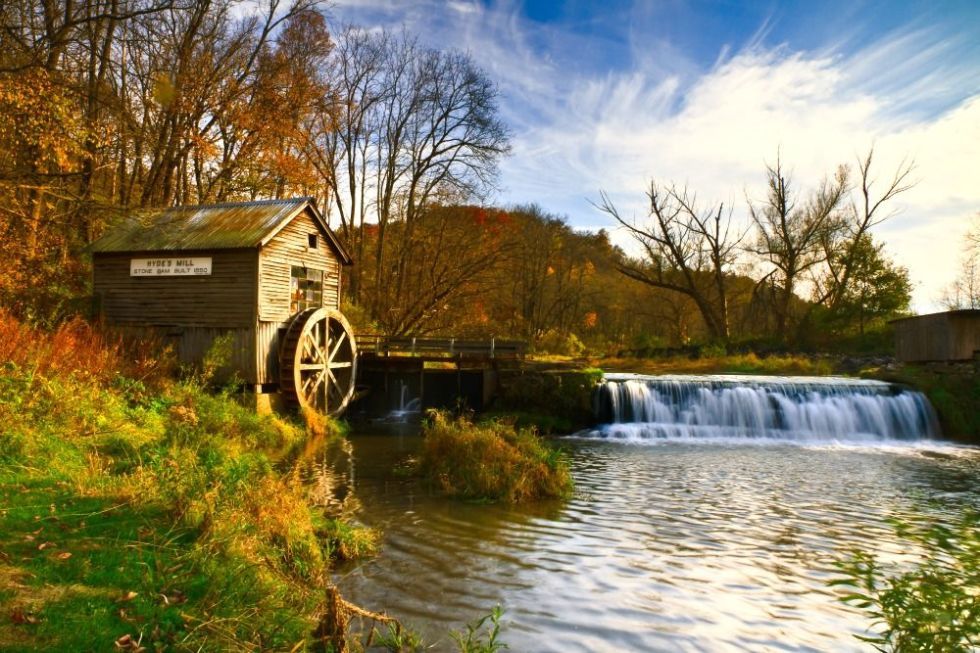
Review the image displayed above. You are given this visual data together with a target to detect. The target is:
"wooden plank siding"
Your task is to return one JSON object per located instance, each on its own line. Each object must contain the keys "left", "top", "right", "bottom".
{"left": 172, "top": 326, "right": 257, "bottom": 382}
{"left": 894, "top": 311, "right": 980, "bottom": 362}
{"left": 255, "top": 320, "right": 284, "bottom": 384}
{"left": 103, "top": 324, "right": 258, "bottom": 384}
{"left": 258, "top": 208, "right": 341, "bottom": 323}
{"left": 93, "top": 249, "right": 258, "bottom": 328}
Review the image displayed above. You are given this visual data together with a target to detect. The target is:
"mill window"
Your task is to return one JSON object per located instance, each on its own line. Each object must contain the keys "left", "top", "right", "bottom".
{"left": 308, "top": 233, "right": 318, "bottom": 249}
{"left": 290, "top": 266, "right": 323, "bottom": 313}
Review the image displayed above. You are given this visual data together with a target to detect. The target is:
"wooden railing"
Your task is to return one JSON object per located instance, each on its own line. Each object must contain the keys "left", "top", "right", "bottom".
{"left": 355, "top": 335, "right": 526, "bottom": 359}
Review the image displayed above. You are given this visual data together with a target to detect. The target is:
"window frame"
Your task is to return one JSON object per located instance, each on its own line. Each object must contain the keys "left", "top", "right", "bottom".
{"left": 289, "top": 265, "right": 324, "bottom": 314}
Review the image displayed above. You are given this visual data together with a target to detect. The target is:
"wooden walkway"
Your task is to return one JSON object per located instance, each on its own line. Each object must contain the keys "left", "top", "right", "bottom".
{"left": 354, "top": 335, "right": 526, "bottom": 360}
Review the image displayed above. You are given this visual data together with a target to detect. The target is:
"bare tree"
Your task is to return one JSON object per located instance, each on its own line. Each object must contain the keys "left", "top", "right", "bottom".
{"left": 312, "top": 29, "right": 510, "bottom": 320}
{"left": 312, "top": 27, "right": 388, "bottom": 302}
{"left": 746, "top": 155, "right": 849, "bottom": 337}
{"left": 815, "top": 148, "right": 915, "bottom": 314}
{"left": 369, "top": 204, "right": 512, "bottom": 335}
{"left": 597, "top": 181, "right": 745, "bottom": 341}
{"left": 940, "top": 214, "right": 980, "bottom": 310}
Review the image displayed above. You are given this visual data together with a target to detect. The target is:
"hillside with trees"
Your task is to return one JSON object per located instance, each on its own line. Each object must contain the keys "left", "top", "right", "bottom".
{"left": 0, "top": 1, "right": 914, "bottom": 352}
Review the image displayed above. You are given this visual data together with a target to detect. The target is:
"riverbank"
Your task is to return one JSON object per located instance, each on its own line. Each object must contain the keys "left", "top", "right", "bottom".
{"left": 0, "top": 316, "right": 378, "bottom": 651}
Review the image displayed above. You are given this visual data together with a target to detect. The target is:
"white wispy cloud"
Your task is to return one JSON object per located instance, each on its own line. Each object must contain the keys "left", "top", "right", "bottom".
{"left": 328, "top": 0, "right": 980, "bottom": 310}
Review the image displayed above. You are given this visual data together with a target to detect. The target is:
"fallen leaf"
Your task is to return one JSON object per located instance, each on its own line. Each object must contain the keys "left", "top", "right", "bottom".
{"left": 117, "top": 591, "right": 139, "bottom": 603}
{"left": 166, "top": 589, "right": 187, "bottom": 605}
{"left": 10, "top": 608, "right": 39, "bottom": 625}
{"left": 114, "top": 632, "right": 146, "bottom": 651}
{"left": 37, "top": 541, "right": 56, "bottom": 551}
{"left": 55, "top": 552, "right": 72, "bottom": 560}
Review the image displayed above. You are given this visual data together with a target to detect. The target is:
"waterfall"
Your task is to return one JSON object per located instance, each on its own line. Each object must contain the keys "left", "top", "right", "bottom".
{"left": 589, "top": 373, "right": 940, "bottom": 442}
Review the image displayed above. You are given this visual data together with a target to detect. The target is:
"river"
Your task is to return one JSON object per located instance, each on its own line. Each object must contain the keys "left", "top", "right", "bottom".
{"left": 324, "top": 375, "right": 980, "bottom": 652}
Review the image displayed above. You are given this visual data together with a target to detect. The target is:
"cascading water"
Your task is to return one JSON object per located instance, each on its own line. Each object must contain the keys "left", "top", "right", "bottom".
{"left": 589, "top": 373, "right": 940, "bottom": 442}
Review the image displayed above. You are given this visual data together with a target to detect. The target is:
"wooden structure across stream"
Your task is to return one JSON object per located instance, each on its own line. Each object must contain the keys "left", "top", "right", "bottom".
{"left": 91, "top": 197, "right": 524, "bottom": 417}
{"left": 353, "top": 336, "right": 526, "bottom": 417}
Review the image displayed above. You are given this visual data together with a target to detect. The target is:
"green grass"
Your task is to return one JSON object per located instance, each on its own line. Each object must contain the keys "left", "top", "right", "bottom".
{"left": 0, "top": 358, "right": 373, "bottom": 651}
{"left": 478, "top": 410, "right": 574, "bottom": 436}
{"left": 594, "top": 352, "right": 834, "bottom": 376}
{"left": 416, "top": 410, "right": 573, "bottom": 504}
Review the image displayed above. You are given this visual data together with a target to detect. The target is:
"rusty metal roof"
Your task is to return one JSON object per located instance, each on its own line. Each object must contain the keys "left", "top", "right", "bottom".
{"left": 90, "top": 197, "right": 352, "bottom": 264}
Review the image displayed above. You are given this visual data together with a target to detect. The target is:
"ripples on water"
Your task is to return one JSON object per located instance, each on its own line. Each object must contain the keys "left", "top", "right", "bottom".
{"left": 332, "top": 435, "right": 980, "bottom": 652}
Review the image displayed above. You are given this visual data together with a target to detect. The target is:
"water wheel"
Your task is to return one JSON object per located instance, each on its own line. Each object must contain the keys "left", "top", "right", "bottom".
{"left": 279, "top": 308, "right": 358, "bottom": 416}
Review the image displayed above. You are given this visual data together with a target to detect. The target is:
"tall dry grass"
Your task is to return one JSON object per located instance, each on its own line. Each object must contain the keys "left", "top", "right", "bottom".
{"left": 418, "top": 410, "right": 573, "bottom": 504}
{"left": 0, "top": 311, "right": 172, "bottom": 384}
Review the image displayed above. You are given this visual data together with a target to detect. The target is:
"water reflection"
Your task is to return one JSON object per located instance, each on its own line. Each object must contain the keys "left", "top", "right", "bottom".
{"left": 326, "top": 435, "right": 980, "bottom": 652}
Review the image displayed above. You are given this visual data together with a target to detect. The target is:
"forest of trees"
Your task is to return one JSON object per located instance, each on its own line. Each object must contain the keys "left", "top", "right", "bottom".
{"left": 0, "top": 0, "right": 921, "bottom": 353}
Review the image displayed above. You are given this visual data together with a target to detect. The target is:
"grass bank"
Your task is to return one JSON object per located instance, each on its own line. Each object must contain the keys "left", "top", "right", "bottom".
{"left": 0, "top": 315, "right": 378, "bottom": 651}
{"left": 591, "top": 352, "right": 835, "bottom": 376}
{"left": 417, "top": 411, "right": 573, "bottom": 504}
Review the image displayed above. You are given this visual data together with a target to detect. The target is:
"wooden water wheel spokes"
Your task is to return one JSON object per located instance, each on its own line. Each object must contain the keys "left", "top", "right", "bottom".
{"left": 280, "top": 308, "right": 358, "bottom": 416}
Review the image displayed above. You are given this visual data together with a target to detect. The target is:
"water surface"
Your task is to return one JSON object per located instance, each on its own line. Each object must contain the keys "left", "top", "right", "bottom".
{"left": 331, "top": 433, "right": 980, "bottom": 652}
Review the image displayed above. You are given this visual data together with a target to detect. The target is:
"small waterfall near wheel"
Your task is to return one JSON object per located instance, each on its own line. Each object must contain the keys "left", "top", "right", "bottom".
{"left": 589, "top": 373, "right": 940, "bottom": 441}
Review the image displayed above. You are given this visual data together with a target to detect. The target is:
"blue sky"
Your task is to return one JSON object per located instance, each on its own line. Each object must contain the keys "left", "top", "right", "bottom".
{"left": 328, "top": 0, "right": 980, "bottom": 310}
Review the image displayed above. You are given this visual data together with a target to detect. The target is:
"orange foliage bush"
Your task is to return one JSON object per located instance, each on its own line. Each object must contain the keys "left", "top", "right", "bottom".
{"left": 0, "top": 311, "right": 172, "bottom": 384}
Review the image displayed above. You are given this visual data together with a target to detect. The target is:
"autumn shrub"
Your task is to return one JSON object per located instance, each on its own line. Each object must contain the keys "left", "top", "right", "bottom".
{"left": 417, "top": 410, "right": 573, "bottom": 503}
{"left": 319, "top": 517, "right": 379, "bottom": 561}
{"left": 534, "top": 328, "right": 587, "bottom": 357}
{"left": 0, "top": 310, "right": 173, "bottom": 386}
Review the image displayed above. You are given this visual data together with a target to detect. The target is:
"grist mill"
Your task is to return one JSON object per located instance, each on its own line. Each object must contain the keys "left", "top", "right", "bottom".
{"left": 92, "top": 197, "right": 358, "bottom": 415}
{"left": 91, "top": 197, "right": 525, "bottom": 418}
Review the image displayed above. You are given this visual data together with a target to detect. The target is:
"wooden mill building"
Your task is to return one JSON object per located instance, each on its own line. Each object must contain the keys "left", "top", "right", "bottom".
{"left": 91, "top": 197, "right": 359, "bottom": 414}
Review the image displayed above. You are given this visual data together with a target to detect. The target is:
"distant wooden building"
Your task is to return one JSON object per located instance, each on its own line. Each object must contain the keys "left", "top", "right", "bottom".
{"left": 891, "top": 310, "right": 980, "bottom": 363}
{"left": 91, "top": 197, "right": 359, "bottom": 414}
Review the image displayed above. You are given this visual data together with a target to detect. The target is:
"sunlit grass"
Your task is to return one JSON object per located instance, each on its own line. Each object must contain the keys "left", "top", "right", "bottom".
{"left": 0, "top": 315, "right": 373, "bottom": 650}
{"left": 593, "top": 352, "right": 834, "bottom": 376}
